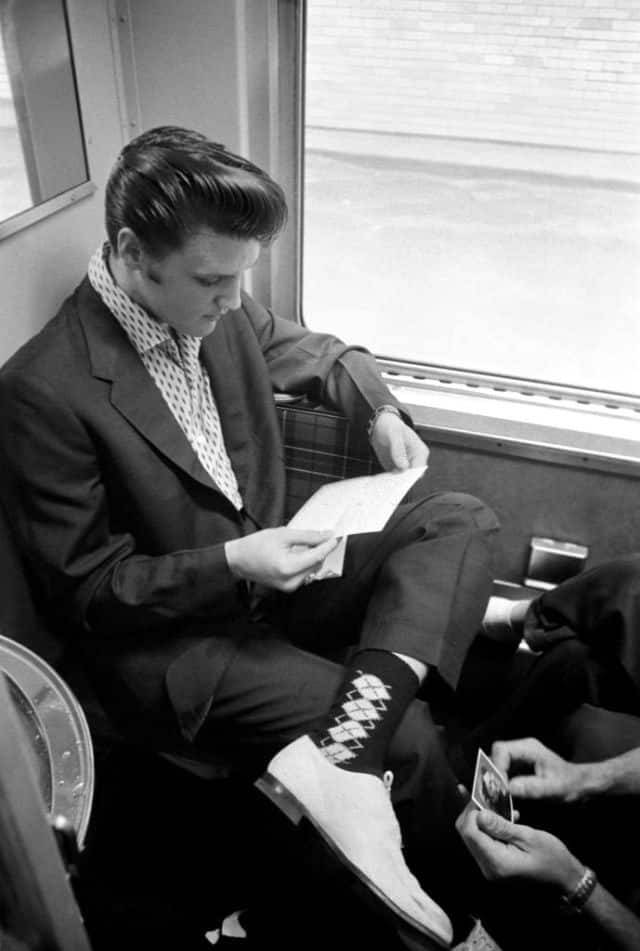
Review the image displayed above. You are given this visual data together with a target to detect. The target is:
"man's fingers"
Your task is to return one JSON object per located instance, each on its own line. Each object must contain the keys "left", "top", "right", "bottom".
{"left": 288, "top": 536, "right": 338, "bottom": 572}
{"left": 491, "top": 737, "right": 542, "bottom": 775}
{"left": 455, "top": 800, "right": 477, "bottom": 835}
{"left": 409, "top": 445, "right": 429, "bottom": 467}
{"left": 475, "top": 809, "right": 520, "bottom": 843}
{"left": 286, "top": 529, "right": 336, "bottom": 547}
{"left": 509, "top": 775, "right": 551, "bottom": 800}
{"left": 405, "top": 435, "right": 429, "bottom": 468}
{"left": 490, "top": 743, "right": 512, "bottom": 778}
{"left": 391, "top": 443, "right": 410, "bottom": 471}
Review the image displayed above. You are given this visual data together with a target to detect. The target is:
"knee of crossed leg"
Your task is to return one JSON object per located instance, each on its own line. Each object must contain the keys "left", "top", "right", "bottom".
{"left": 410, "top": 491, "right": 499, "bottom": 537}
{"left": 430, "top": 492, "right": 500, "bottom": 534}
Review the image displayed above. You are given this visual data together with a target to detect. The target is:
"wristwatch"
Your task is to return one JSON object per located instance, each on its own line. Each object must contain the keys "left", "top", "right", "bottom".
{"left": 562, "top": 866, "right": 597, "bottom": 912}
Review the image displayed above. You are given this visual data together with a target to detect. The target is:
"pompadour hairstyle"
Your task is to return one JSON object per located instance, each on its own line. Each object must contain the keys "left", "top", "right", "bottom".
{"left": 105, "top": 126, "right": 287, "bottom": 255}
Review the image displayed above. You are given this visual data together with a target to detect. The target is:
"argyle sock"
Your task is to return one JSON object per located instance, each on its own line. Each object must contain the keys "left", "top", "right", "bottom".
{"left": 310, "top": 649, "right": 420, "bottom": 775}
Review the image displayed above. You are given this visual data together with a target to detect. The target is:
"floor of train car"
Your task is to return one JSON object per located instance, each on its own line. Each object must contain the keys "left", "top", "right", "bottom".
{"left": 77, "top": 744, "right": 409, "bottom": 951}
{"left": 78, "top": 746, "right": 238, "bottom": 950}
{"left": 76, "top": 740, "right": 607, "bottom": 951}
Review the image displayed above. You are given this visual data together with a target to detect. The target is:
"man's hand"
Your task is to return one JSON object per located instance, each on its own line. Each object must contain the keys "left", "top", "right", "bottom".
{"left": 370, "top": 411, "right": 429, "bottom": 471}
{"left": 456, "top": 802, "right": 584, "bottom": 893}
{"left": 491, "top": 738, "right": 586, "bottom": 803}
{"left": 224, "top": 528, "right": 339, "bottom": 592}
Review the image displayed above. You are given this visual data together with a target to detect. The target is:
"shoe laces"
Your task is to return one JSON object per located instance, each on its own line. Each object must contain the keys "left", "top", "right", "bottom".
{"left": 382, "top": 770, "right": 405, "bottom": 848}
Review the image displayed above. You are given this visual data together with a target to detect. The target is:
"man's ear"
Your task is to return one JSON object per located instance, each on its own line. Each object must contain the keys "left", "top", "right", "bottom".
{"left": 115, "top": 228, "right": 144, "bottom": 272}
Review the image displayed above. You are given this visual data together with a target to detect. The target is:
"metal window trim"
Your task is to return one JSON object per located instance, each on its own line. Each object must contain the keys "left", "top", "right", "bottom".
{"left": 249, "top": 0, "right": 305, "bottom": 316}
{"left": 380, "top": 359, "right": 640, "bottom": 414}
{"left": 0, "top": 0, "right": 95, "bottom": 242}
{"left": 0, "top": 180, "right": 96, "bottom": 241}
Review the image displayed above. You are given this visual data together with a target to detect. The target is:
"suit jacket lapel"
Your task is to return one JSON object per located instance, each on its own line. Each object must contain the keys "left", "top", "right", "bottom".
{"left": 78, "top": 282, "right": 219, "bottom": 492}
{"left": 201, "top": 321, "right": 251, "bottom": 500}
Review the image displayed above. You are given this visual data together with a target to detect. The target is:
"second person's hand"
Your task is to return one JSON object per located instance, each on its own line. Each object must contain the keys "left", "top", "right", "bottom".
{"left": 456, "top": 801, "right": 584, "bottom": 893}
{"left": 491, "top": 737, "right": 586, "bottom": 804}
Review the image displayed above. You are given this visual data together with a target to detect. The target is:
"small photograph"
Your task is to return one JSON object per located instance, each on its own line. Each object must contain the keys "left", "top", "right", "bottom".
{"left": 471, "top": 749, "right": 514, "bottom": 822}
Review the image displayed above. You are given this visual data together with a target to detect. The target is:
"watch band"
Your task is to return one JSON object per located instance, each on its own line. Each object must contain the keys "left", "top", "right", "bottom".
{"left": 562, "top": 866, "right": 597, "bottom": 911}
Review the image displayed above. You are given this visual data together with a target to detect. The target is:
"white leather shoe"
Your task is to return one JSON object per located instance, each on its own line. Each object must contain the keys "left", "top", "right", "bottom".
{"left": 255, "top": 735, "right": 453, "bottom": 949}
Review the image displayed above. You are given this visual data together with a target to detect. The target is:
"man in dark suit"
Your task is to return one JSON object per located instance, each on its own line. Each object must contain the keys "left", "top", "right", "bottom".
{"left": 0, "top": 126, "right": 501, "bottom": 947}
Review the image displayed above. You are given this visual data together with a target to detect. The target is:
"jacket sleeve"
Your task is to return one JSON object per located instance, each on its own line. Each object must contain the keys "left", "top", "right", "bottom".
{"left": 241, "top": 292, "right": 410, "bottom": 434}
{"left": 0, "top": 370, "right": 245, "bottom": 637}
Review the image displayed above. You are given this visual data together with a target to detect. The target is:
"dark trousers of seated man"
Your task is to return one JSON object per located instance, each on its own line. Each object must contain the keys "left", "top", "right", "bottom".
{"left": 186, "top": 482, "right": 599, "bottom": 951}
{"left": 81, "top": 480, "right": 596, "bottom": 944}
{"left": 195, "top": 487, "right": 499, "bottom": 761}
{"left": 189, "top": 485, "right": 592, "bottom": 944}
{"left": 189, "top": 486, "right": 499, "bottom": 937}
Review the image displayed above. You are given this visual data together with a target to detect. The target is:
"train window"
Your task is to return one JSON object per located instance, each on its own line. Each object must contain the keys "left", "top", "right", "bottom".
{"left": 0, "top": 0, "right": 91, "bottom": 239}
{"left": 301, "top": 1, "right": 640, "bottom": 406}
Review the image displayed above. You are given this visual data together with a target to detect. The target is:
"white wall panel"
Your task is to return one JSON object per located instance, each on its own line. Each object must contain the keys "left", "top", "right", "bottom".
{"left": 0, "top": 0, "right": 124, "bottom": 361}
{"left": 124, "top": 1, "right": 244, "bottom": 152}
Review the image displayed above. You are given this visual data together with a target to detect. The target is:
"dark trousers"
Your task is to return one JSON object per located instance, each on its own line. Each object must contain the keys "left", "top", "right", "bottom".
{"left": 534, "top": 553, "right": 640, "bottom": 714}
{"left": 522, "top": 557, "right": 640, "bottom": 920}
{"left": 195, "top": 484, "right": 499, "bottom": 771}
{"left": 449, "top": 558, "right": 640, "bottom": 950}
{"left": 191, "top": 485, "right": 498, "bottom": 939}
{"left": 192, "top": 487, "right": 620, "bottom": 947}
{"left": 451, "top": 554, "right": 640, "bottom": 779}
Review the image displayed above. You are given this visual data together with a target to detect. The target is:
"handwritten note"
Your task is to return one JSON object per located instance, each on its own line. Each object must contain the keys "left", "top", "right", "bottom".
{"left": 289, "top": 466, "right": 427, "bottom": 536}
{"left": 288, "top": 466, "right": 427, "bottom": 581}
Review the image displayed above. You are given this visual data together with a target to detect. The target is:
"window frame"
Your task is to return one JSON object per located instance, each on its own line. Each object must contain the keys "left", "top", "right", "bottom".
{"left": 0, "top": 0, "right": 95, "bottom": 241}
{"left": 270, "top": 0, "right": 640, "bottom": 473}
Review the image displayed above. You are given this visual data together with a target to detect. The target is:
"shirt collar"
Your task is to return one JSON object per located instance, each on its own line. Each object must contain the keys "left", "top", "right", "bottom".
{"left": 88, "top": 242, "right": 175, "bottom": 357}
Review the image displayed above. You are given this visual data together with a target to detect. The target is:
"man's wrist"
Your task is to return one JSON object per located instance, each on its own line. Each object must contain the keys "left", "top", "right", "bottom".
{"left": 224, "top": 538, "right": 242, "bottom": 578}
{"left": 572, "top": 762, "right": 607, "bottom": 801}
{"left": 366, "top": 404, "right": 402, "bottom": 440}
{"left": 552, "top": 849, "right": 589, "bottom": 896}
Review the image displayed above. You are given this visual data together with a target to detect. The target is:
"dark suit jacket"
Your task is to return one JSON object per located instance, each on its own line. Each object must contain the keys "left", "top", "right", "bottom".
{"left": 0, "top": 278, "right": 400, "bottom": 741}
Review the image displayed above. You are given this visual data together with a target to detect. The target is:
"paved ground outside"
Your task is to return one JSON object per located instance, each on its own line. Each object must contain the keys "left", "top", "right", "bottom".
{"left": 302, "top": 133, "right": 640, "bottom": 396}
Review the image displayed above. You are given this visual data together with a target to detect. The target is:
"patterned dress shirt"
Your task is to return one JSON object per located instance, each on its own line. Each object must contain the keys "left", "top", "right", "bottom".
{"left": 88, "top": 244, "right": 242, "bottom": 509}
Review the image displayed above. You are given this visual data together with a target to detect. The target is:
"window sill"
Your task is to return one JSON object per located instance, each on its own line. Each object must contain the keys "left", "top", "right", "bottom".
{"left": 385, "top": 375, "right": 640, "bottom": 476}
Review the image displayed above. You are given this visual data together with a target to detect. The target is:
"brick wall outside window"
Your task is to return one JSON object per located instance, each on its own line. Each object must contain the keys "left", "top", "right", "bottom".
{"left": 306, "top": 0, "right": 640, "bottom": 153}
